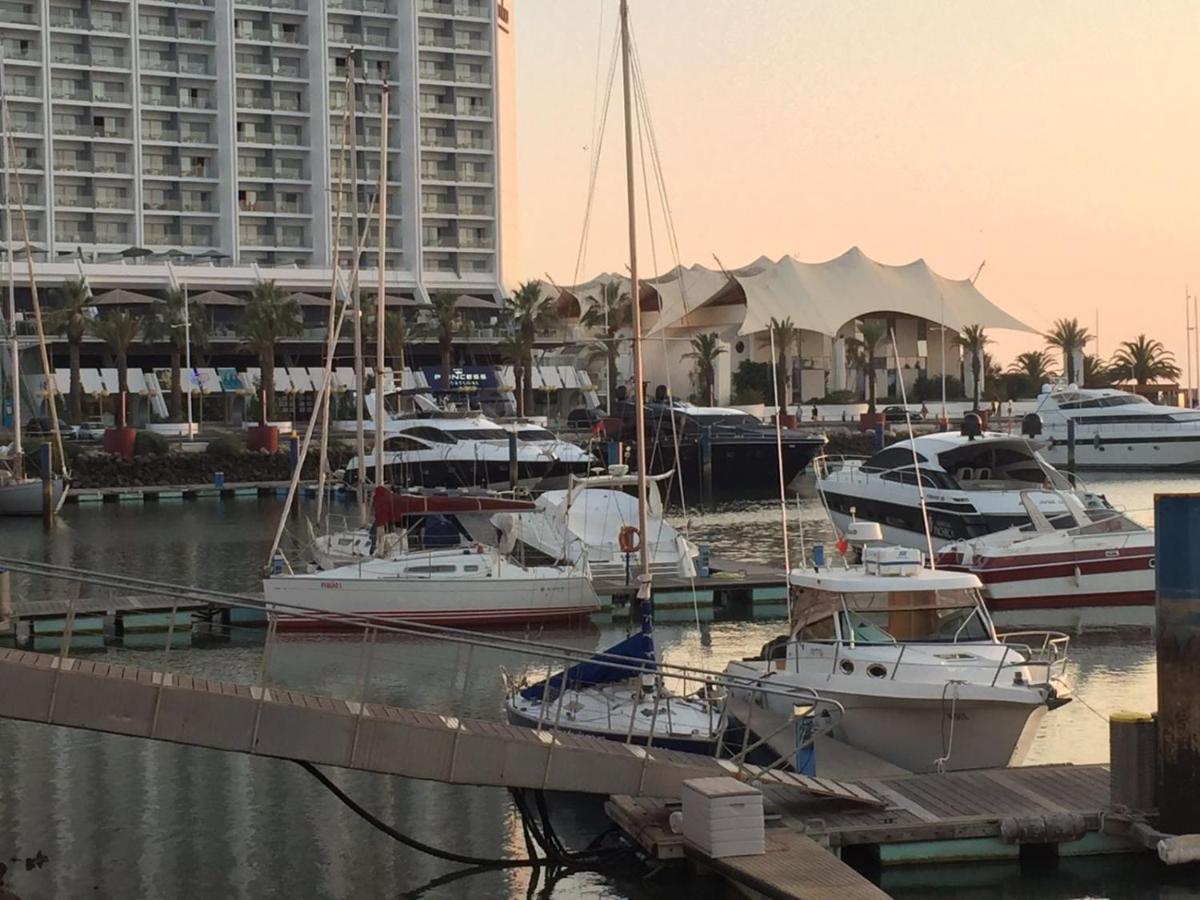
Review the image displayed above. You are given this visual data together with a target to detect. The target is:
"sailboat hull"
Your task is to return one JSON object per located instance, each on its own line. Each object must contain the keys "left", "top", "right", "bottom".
{"left": 0, "top": 477, "right": 66, "bottom": 516}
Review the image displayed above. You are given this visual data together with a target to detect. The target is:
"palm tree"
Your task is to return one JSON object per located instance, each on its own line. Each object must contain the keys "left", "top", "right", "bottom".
{"left": 682, "top": 332, "right": 726, "bottom": 405}
{"left": 363, "top": 294, "right": 409, "bottom": 372}
{"left": 422, "top": 292, "right": 464, "bottom": 389}
{"left": 846, "top": 320, "right": 887, "bottom": 415}
{"left": 1008, "top": 350, "right": 1058, "bottom": 384}
{"left": 89, "top": 309, "right": 141, "bottom": 429}
{"left": 238, "top": 280, "right": 302, "bottom": 424}
{"left": 506, "top": 280, "right": 555, "bottom": 416}
{"left": 47, "top": 277, "right": 90, "bottom": 424}
{"left": 1045, "top": 318, "right": 1092, "bottom": 385}
{"left": 955, "top": 324, "right": 992, "bottom": 411}
{"left": 758, "top": 317, "right": 794, "bottom": 406}
{"left": 1082, "top": 353, "right": 1115, "bottom": 388}
{"left": 143, "top": 287, "right": 198, "bottom": 421}
{"left": 499, "top": 332, "right": 533, "bottom": 415}
{"left": 1109, "top": 334, "right": 1181, "bottom": 386}
{"left": 580, "top": 279, "right": 632, "bottom": 410}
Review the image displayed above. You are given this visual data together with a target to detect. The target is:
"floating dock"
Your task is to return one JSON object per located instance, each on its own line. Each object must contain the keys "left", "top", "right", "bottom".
{"left": 594, "top": 555, "right": 787, "bottom": 622}
{"left": 64, "top": 481, "right": 320, "bottom": 503}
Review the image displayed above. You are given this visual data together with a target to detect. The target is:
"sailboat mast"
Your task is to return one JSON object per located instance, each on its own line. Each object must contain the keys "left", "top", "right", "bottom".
{"left": 374, "top": 82, "right": 389, "bottom": 489}
{"left": 1, "top": 49, "right": 21, "bottom": 478}
{"left": 619, "top": 0, "right": 649, "bottom": 580}
{"left": 347, "top": 58, "right": 367, "bottom": 524}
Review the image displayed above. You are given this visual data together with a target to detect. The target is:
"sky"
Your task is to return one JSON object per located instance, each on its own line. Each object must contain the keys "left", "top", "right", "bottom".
{"left": 513, "top": 0, "right": 1200, "bottom": 374}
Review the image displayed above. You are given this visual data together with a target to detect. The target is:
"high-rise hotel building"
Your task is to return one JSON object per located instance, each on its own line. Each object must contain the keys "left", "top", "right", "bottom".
{"left": 0, "top": 0, "right": 516, "bottom": 296}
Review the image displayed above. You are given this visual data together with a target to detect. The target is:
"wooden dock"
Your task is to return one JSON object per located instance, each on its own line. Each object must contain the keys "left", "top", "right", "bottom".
{"left": 594, "top": 555, "right": 787, "bottom": 622}
{"left": 65, "top": 481, "right": 321, "bottom": 504}
{"left": 608, "top": 762, "right": 1132, "bottom": 899}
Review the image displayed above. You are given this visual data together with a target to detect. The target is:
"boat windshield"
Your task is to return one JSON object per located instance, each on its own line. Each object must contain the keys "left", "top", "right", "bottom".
{"left": 517, "top": 428, "right": 557, "bottom": 441}
{"left": 792, "top": 586, "right": 991, "bottom": 644}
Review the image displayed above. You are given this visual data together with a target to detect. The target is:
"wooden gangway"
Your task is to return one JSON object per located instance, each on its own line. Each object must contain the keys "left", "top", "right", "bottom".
{"left": 0, "top": 646, "right": 880, "bottom": 802}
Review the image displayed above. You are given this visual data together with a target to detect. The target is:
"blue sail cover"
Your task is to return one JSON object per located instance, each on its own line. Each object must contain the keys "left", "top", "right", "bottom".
{"left": 520, "top": 632, "right": 657, "bottom": 702}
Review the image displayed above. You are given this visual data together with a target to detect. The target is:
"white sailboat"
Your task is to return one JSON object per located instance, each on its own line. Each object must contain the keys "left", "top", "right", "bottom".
{"left": 504, "top": 0, "right": 722, "bottom": 751}
{"left": 0, "top": 49, "right": 66, "bottom": 516}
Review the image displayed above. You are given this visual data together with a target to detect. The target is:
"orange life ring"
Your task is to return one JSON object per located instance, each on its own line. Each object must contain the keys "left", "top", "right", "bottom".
{"left": 618, "top": 526, "right": 641, "bottom": 554}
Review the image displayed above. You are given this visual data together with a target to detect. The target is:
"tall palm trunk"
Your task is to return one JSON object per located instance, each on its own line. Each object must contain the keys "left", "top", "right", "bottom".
{"left": 261, "top": 351, "right": 274, "bottom": 424}
{"left": 705, "top": 370, "right": 714, "bottom": 405}
{"left": 116, "top": 351, "right": 129, "bottom": 428}
{"left": 514, "top": 362, "right": 525, "bottom": 416}
{"left": 523, "top": 349, "right": 534, "bottom": 416}
{"left": 170, "top": 347, "right": 183, "bottom": 422}
{"left": 971, "top": 355, "right": 981, "bottom": 410}
{"left": 440, "top": 336, "right": 452, "bottom": 388}
{"left": 607, "top": 339, "right": 618, "bottom": 408}
{"left": 68, "top": 338, "right": 82, "bottom": 424}
{"left": 775, "top": 355, "right": 787, "bottom": 408}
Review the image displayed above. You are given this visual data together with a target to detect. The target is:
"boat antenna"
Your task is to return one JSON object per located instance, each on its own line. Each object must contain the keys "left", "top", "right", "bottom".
{"left": 619, "top": 0, "right": 650, "bottom": 592}
{"left": 768, "top": 325, "right": 793, "bottom": 620}
{"left": 0, "top": 47, "right": 20, "bottom": 480}
{"left": 891, "top": 327, "right": 935, "bottom": 567}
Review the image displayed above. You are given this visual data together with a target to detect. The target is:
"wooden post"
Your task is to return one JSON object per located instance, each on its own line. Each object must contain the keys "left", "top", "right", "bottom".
{"left": 700, "top": 425, "right": 713, "bottom": 509}
{"left": 1154, "top": 493, "right": 1200, "bottom": 833}
{"left": 1066, "top": 418, "right": 1076, "bottom": 471}
{"left": 0, "top": 568, "right": 11, "bottom": 633}
{"left": 1109, "top": 711, "right": 1157, "bottom": 813}
{"left": 40, "top": 441, "right": 52, "bottom": 529}
{"left": 508, "top": 430, "right": 518, "bottom": 491}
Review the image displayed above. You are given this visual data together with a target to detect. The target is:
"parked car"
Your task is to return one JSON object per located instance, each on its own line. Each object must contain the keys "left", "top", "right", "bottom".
{"left": 566, "top": 407, "right": 605, "bottom": 430}
{"left": 70, "top": 418, "right": 108, "bottom": 441}
{"left": 881, "top": 406, "right": 924, "bottom": 423}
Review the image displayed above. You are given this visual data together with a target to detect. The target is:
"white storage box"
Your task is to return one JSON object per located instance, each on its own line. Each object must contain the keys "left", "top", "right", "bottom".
{"left": 863, "top": 545, "right": 924, "bottom": 577}
{"left": 680, "top": 776, "right": 765, "bottom": 858}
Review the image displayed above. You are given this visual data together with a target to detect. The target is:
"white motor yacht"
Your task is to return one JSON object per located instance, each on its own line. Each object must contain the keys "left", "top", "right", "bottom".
{"left": 1031, "top": 383, "right": 1200, "bottom": 470}
{"left": 496, "top": 468, "right": 696, "bottom": 581}
{"left": 936, "top": 491, "right": 1155, "bottom": 629}
{"left": 815, "top": 424, "right": 1113, "bottom": 551}
{"left": 725, "top": 542, "right": 1071, "bottom": 773}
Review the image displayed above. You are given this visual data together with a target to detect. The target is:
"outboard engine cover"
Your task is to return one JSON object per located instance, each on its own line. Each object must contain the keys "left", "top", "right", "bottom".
{"left": 1022, "top": 412, "right": 1044, "bottom": 439}
{"left": 961, "top": 412, "right": 983, "bottom": 440}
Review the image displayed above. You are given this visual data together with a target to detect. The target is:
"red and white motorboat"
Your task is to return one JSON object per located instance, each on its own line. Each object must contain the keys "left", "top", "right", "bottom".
{"left": 935, "top": 492, "right": 1155, "bottom": 629}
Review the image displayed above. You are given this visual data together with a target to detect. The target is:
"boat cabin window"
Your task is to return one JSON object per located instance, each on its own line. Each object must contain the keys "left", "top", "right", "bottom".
{"left": 517, "top": 428, "right": 556, "bottom": 441}
{"left": 937, "top": 443, "right": 1052, "bottom": 488}
{"left": 792, "top": 586, "right": 991, "bottom": 644}
{"left": 881, "top": 467, "right": 944, "bottom": 488}
{"left": 865, "top": 447, "right": 928, "bottom": 472}
{"left": 1057, "top": 394, "right": 1149, "bottom": 410}
{"left": 384, "top": 436, "right": 429, "bottom": 452}
{"left": 403, "top": 426, "right": 456, "bottom": 444}
{"left": 404, "top": 564, "right": 458, "bottom": 574}
{"left": 451, "top": 427, "right": 509, "bottom": 441}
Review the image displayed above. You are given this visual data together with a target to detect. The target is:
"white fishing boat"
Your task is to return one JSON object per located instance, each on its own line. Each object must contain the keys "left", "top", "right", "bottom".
{"left": 936, "top": 491, "right": 1156, "bottom": 629}
{"left": 497, "top": 468, "right": 696, "bottom": 580}
{"left": 725, "top": 539, "right": 1072, "bottom": 773}
{"left": 814, "top": 422, "right": 1112, "bottom": 550}
{"left": 266, "top": 488, "right": 598, "bottom": 627}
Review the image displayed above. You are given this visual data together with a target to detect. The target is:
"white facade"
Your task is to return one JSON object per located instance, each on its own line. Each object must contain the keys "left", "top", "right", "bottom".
{"left": 0, "top": 0, "right": 513, "bottom": 291}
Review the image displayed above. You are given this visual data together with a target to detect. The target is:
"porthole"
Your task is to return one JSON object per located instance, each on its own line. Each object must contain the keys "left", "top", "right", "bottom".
{"left": 867, "top": 663, "right": 887, "bottom": 679}
{"left": 735, "top": 340, "right": 745, "bottom": 354}
{"left": 839, "top": 660, "right": 855, "bottom": 675}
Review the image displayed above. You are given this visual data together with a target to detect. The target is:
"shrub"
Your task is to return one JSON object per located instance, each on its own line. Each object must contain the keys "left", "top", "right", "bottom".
{"left": 205, "top": 433, "right": 244, "bottom": 459}
{"left": 732, "top": 360, "right": 772, "bottom": 404}
{"left": 134, "top": 430, "right": 170, "bottom": 457}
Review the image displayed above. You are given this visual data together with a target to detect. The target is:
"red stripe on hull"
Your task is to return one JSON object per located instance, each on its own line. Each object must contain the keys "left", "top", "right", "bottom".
{"left": 986, "top": 590, "right": 1154, "bottom": 610}
{"left": 943, "top": 555, "right": 1154, "bottom": 585}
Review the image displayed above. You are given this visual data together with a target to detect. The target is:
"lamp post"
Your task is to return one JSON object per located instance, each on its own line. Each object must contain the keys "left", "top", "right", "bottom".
{"left": 184, "top": 284, "right": 193, "bottom": 439}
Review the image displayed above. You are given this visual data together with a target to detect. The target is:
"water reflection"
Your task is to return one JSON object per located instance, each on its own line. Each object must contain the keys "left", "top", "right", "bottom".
{"left": 0, "top": 471, "right": 1193, "bottom": 897}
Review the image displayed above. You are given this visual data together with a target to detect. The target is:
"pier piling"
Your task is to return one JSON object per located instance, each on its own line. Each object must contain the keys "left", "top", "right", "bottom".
{"left": 39, "top": 442, "right": 53, "bottom": 529}
{"left": 0, "top": 569, "right": 10, "bottom": 633}
{"left": 1153, "top": 492, "right": 1200, "bottom": 833}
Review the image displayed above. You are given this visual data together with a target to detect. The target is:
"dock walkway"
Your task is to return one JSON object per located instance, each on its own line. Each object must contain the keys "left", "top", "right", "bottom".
{"left": 0, "top": 646, "right": 876, "bottom": 802}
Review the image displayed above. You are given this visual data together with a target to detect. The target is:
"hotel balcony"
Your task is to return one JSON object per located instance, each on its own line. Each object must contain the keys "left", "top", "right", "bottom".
{"left": 49, "top": 11, "right": 129, "bottom": 35}
{"left": 328, "top": 0, "right": 394, "bottom": 15}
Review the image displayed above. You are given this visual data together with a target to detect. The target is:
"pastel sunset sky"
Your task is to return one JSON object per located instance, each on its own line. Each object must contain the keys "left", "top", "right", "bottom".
{"left": 514, "top": 0, "right": 1200, "bottom": 373}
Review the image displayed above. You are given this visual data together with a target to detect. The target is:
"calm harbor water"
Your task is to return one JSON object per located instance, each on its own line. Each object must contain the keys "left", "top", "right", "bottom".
{"left": 0, "top": 471, "right": 1196, "bottom": 898}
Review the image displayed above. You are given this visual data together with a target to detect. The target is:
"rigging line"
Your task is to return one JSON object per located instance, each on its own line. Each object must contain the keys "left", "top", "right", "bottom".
{"left": 587, "top": 0, "right": 607, "bottom": 157}
{"left": 769, "top": 326, "right": 793, "bottom": 632}
{"left": 890, "top": 326, "right": 936, "bottom": 566}
{"left": 630, "top": 61, "right": 699, "bottom": 633}
{"left": 628, "top": 32, "right": 688, "bottom": 311}
{"left": 569, "top": 18, "right": 622, "bottom": 289}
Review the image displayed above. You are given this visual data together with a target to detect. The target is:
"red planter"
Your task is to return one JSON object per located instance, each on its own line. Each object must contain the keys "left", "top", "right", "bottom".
{"left": 859, "top": 412, "right": 885, "bottom": 429}
{"left": 103, "top": 426, "right": 136, "bottom": 460}
{"left": 247, "top": 425, "right": 279, "bottom": 453}
{"left": 777, "top": 413, "right": 797, "bottom": 429}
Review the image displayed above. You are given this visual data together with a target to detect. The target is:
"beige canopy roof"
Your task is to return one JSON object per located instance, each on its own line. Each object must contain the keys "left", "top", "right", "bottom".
{"left": 646, "top": 247, "right": 1034, "bottom": 337}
